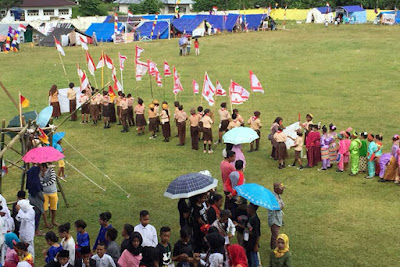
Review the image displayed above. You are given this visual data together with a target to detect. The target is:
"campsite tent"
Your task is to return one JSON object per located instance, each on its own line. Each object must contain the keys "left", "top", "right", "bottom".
{"left": 195, "top": 14, "right": 239, "bottom": 32}
{"left": 335, "top": 5, "right": 367, "bottom": 24}
{"left": 374, "top": 11, "right": 400, "bottom": 25}
{"left": 0, "top": 23, "right": 44, "bottom": 43}
{"left": 306, "top": 7, "right": 334, "bottom": 23}
{"left": 241, "top": 14, "right": 266, "bottom": 30}
{"left": 39, "top": 23, "right": 92, "bottom": 47}
{"left": 137, "top": 20, "right": 170, "bottom": 39}
{"left": 172, "top": 17, "right": 206, "bottom": 36}
{"left": 85, "top": 23, "right": 124, "bottom": 42}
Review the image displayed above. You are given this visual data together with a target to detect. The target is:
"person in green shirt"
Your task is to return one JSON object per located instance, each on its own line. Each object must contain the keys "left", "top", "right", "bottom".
{"left": 349, "top": 131, "right": 362, "bottom": 176}
{"left": 359, "top": 132, "right": 368, "bottom": 173}
{"left": 269, "top": 233, "right": 292, "bottom": 267}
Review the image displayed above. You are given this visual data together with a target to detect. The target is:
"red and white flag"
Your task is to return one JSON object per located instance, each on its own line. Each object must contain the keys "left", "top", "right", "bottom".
{"left": 136, "top": 60, "right": 148, "bottom": 81}
{"left": 156, "top": 71, "right": 162, "bottom": 87}
{"left": 85, "top": 51, "right": 96, "bottom": 76}
{"left": 230, "top": 92, "right": 244, "bottom": 104}
{"left": 119, "top": 53, "right": 127, "bottom": 70}
{"left": 249, "top": 70, "right": 264, "bottom": 93}
{"left": 215, "top": 80, "right": 227, "bottom": 96}
{"left": 105, "top": 54, "right": 114, "bottom": 69}
{"left": 54, "top": 36, "right": 65, "bottom": 56}
{"left": 230, "top": 80, "right": 250, "bottom": 104}
{"left": 111, "top": 68, "right": 123, "bottom": 92}
{"left": 202, "top": 72, "right": 216, "bottom": 106}
{"left": 173, "top": 66, "right": 184, "bottom": 94}
{"left": 148, "top": 60, "right": 158, "bottom": 76}
{"left": 164, "top": 60, "right": 171, "bottom": 77}
{"left": 128, "top": 10, "right": 134, "bottom": 18}
{"left": 96, "top": 53, "right": 105, "bottom": 69}
{"left": 135, "top": 45, "right": 144, "bottom": 60}
{"left": 193, "top": 79, "right": 199, "bottom": 94}
{"left": 77, "top": 65, "right": 89, "bottom": 91}
{"left": 18, "top": 24, "right": 26, "bottom": 32}
{"left": 79, "top": 36, "right": 88, "bottom": 50}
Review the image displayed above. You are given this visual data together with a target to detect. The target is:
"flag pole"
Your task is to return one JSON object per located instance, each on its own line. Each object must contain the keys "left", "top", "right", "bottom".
{"left": 148, "top": 71, "right": 154, "bottom": 100}
{"left": 18, "top": 92, "right": 23, "bottom": 126}
{"left": 57, "top": 50, "right": 69, "bottom": 84}
{"left": 163, "top": 76, "right": 166, "bottom": 101}
{"left": 229, "top": 79, "right": 233, "bottom": 114}
{"left": 93, "top": 72, "right": 99, "bottom": 89}
{"left": 77, "top": 63, "right": 82, "bottom": 90}
{"left": 119, "top": 53, "right": 124, "bottom": 92}
{"left": 101, "top": 50, "right": 104, "bottom": 88}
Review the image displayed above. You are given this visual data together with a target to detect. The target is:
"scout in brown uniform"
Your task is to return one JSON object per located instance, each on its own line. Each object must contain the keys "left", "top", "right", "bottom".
{"left": 79, "top": 89, "right": 89, "bottom": 124}
{"left": 217, "top": 102, "right": 231, "bottom": 144}
{"left": 134, "top": 98, "right": 146, "bottom": 135}
{"left": 49, "top": 85, "right": 61, "bottom": 119}
{"left": 120, "top": 93, "right": 129, "bottom": 132}
{"left": 67, "top": 83, "right": 77, "bottom": 121}
{"left": 197, "top": 106, "right": 204, "bottom": 140}
{"left": 227, "top": 113, "right": 241, "bottom": 130}
{"left": 127, "top": 94, "right": 135, "bottom": 126}
{"left": 148, "top": 103, "right": 158, "bottom": 139}
{"left": 233, "top": 109, "right": 244, "bottom": 126}
{"left": 102, "top": 91, "right": 111, "bottom": 129}
{"left": 189, "top": 109, "right": 200, "bottom": 150}
{"left": 201, "top": 109, "right": 214, "bottom": 153}
{"left": 176, "top": 105, "right": 188, "bottom": 146}
{"left": 89, "top": 92, "right": 99, "bottom": 125}
{"left": 116, "top": 91, "right": 123, "bottom": 125}
{"left": 248, "top": 111, "right": 262, "bottom": 152}
{"left": 153, "top": 100, "right": 160, "bottom": 133}
{"left": 160, "top": 102, "right": 171, "bottom": 142}
{"left": 173, "top": 101, "right": 180, "bottom": 137}
{"left": 95, "top": 89, "right": 102, "bottom": 120}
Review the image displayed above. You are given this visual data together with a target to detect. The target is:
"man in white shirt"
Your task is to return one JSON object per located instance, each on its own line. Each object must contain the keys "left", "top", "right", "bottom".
{"left": 134, "top": 210, "right": 158, "bottom": 247}
{"left": 91, "top": 243, "right": 116, "bottom": 267}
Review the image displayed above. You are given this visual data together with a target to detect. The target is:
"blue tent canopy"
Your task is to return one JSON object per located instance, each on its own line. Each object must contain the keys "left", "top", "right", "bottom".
{"left": 315, "top": 6, "right": 332, "bottom": 13}
{"left": 142, "top": 15, "right": 175, "bottom": 21}
{"left": 180, "top": 14, "right": 197, "bottom": 19}
{"left": 336, "top": 5, "right": 367, "bottom": 24}
{"left": 85, "top": 23, "right": 124, "bottom": 42}
{"left": 196, "top": 14, "right": 238, "bottom": 31}
{"left": 341, "top": 5, "right": 365, "bottom": 12}
{"left": 137, "top": 20, "right": 169, "bottom": 39}
{"left": 172, "top": 17, "right": 205, "bottom": 35}
{"left": 243, "top": 14, "right": 266, "bottom": 30}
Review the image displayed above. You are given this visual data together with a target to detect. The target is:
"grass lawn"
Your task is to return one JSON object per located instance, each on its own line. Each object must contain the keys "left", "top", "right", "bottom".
{"left": 1, "top": 23, "right": 400, "bottom": 266}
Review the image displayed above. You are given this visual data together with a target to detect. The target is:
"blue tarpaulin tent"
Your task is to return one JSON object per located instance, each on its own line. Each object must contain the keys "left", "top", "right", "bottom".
{"left": 243, "top": 14, "right": 266, "bottom": 30}
{"left": 195, "top": 14, "right": 239, "bottom": 32}
{"left": 336, "top": 5, "right": 367, "bottom": 24}
{"left": 85, "top": 23, "right": 124, "bottom": 42}
{"left": 142, "top": 15, "right": 175, "bottom": 21}
{"left": 376, "top": 11, "right": 400, "bottom": 24}
{"left": 172, "top": 17, "right": 205, "bottom": 35}
{"left": 137, "top": 20, "right": 169, "bottom": 39}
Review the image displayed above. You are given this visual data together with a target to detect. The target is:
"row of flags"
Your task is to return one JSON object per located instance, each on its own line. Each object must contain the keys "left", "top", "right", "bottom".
{"left": 4, "top": 24, "right": 25, "bottom": 53}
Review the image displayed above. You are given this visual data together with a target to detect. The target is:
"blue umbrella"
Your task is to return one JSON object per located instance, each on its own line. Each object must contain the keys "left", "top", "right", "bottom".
{"left": 235, "top": 183, "right": 281, "bottom": 210}
{"left": 164, "top": 173, "right": 218, "bottom": 199}
{"left": 52, "top": 132, "right": 65, "bottom": 146}
{"left": 222, "top": 127, "right": 259, "bottom": 145}
{"left": 37, "top": 106, "right": 53, "bottom": 128}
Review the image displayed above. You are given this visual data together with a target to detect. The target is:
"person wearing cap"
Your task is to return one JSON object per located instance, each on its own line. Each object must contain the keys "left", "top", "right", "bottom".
{"left": 189, "top": 108, "right": 200, "bottom": 150}
{"left": 127, "top": 94, "right": 135, "bottom": 127}
{"left": 66, "top": 83, "right": 77, "bottom": 121}
{"left": 120, "top": 93, "right": 129, "bottom": 133}
{"left": 148, "top": 103, "right": 158, "bottom": 139}
{"left": 268, "top": 183, "right": 285, "bottom": 250}
{"left": 176, "top": 105, "right": 188, "bottom": 146}
{"left": 160, "top": 102, "right": 171, "bottom": 142}
{"left": 134, "top": 98, "right": 146, "bottom": 136}
{"left": 247, "top": 111, "right": 262, "bottom": 152}
{"left": 349, "top": 131, "right": 362, "bottom": 176}
{"left": 153, "top": 100, "right": 160, "bottom": 133}
{"left": 216, "top": 102, "right": 231, "bottom": 144}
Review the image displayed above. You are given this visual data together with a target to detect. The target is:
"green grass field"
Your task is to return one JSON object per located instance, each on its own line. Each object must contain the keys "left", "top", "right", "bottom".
{"left": 1, "top": 23, "right": 400, "bottom": 266}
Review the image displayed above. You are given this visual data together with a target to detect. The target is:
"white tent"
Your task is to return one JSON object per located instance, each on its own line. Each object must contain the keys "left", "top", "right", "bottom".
{"left": 306, "top": 7, "right": 334, "bottom": 23}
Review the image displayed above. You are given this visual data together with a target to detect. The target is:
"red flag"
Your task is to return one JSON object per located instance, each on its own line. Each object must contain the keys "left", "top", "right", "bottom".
{"left": 202, "top": 72, "right": 215, "bottom": 106}
{"left": 19, "top": 94, "right": 29, "bottom": 108}
{"left": 156, "top": 71, "right": 162, "bottom": 87}
{"left": 230, "top": 81, "right": 249, "bottom": 100}
{"left": 193, "top": 79, "right": 199, "bottom": 94}
{"left": 85, "top": 51, "right": 96, "bottom": 76}
{"left": 135, "top": 60, "right": 148, "bottom": 81}
{"left": 164, "top": 60, "right": 172, "bottom": 76}
{"left": 135, "top": 45, "right": 144, "bottom": 60}
{"left": 79, "top": 36, "right": 88, "bottom": 50}
{"left": 215, "top": 80, "right": 227, "bottom": 96}
{"left": 108, "top": 86, "right": 116, "bottom": 102}
{"left": 249, "top": 70, "right": 264, "bottom": 93}
{"left": 119, "top": 53, "right": 127, "bottom": 70}
{"left": 80, "top": 71, "right": 89, "bottom": 91}
{"left": 96, "top": 53, "right": 105, "bottom": 69}
{"left": 173, "top": 66, "right": 184, "bottom": 94}
{"left": 111, "top": 67, "right": 123, "bottom": 91}
{"left": 148, "top": 60, "right": 158, "bottom": 76}
{"left": 54, "top": 36, "right": 65, "bottom": 56}
{"left": 105, "top": 54, "right": 114, "bottom": 69}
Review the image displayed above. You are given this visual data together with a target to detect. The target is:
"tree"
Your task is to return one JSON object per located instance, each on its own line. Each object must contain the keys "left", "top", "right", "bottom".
{"left": 0, "top": 0, "right": 22, "bottom": 19}
{"left": 129, "top": 0, "right": 164, "bottom": 14}
{"left": 79, "top": 0, "right": 108, "bottom": 16}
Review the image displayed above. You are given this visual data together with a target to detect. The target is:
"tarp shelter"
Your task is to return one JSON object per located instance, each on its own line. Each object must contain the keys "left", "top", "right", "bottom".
{"left": 85, "top": 23, "right": 124, "bottom": 42}
{"left": 306, "top": 7, "right": 334, "bottom": 23}
{"left": 142, "top": 15, "right": 176, "bottom": 21}
{"left": 335, "top": 5, "right": 367, "bottom": 24}
{"left": 374, "top": 11, "right": 400, "bottom": 25}
{"left": 172, "top": 17, "right": 206, "bottom": 36}
{"left": 0, "top": 23, "right": 44, "bottom": 43}
{"left": 242, "top": 14, "right": 266, "bottom": 30}
{"left": 137, "top": 20, "right": 169, "bottom": 39}
{"left": 39, "top": 23, "right": 92, "bottom": 47}
{"left": 195, "top": 14, "right": 239, "bottom": 32}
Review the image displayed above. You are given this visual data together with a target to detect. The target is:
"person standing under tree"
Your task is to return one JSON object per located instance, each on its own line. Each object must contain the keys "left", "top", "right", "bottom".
{"left": 67, "top": 83, "right": 77, "bottom": 121}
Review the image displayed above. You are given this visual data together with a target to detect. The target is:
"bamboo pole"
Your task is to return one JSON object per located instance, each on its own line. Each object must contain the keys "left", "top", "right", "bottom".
{"left": 101, "top": 50, "right": 104, "bottom": 88}
{"left": 57, "top": 50, "right": 69, "bottom": 84}
{"left": 18, "top": 92, "right": 23, "bottom": 127}
{"left": 0, "top": 120, "right": 5, "bottom": 193}
{"left": 0, "top": 123, "right": 29, "bottom": 159}
{"left": 0, "top": 81, "right": 19, "bottom": 111}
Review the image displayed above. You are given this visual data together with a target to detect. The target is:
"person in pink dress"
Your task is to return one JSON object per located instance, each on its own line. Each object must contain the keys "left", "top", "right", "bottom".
{"left": 337, "top": 131, "right": 351, "bottom": 172}
{"left": 230, "top": 145, "right": 246, "bottom": 170}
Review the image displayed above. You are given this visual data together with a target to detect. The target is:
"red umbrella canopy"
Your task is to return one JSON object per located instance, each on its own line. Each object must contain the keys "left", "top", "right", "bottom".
{"left": 22, "top": 146, "right": 64, "bottom": 164}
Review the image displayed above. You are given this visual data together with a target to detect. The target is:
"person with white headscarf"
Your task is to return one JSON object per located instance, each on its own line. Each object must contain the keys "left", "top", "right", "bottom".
{"left": 16, "top": 199, "right": 35, "bottom": 260}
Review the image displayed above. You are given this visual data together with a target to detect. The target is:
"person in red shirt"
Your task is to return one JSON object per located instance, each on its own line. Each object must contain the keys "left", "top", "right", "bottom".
{"left": 220, "top": 150, "right": 236, "bottom": 208}
{"left": 225, "top": 160, "right": 245, "bottom": 221}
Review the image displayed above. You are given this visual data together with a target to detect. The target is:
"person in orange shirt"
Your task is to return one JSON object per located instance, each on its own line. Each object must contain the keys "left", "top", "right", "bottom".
{"left": 189, "top": 109, "right": 200, "bottom": 150}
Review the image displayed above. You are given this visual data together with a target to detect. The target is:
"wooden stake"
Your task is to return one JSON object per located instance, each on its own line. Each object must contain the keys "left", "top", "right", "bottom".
{"left": 0, "top": 81, "right": 19, "bottom": 111}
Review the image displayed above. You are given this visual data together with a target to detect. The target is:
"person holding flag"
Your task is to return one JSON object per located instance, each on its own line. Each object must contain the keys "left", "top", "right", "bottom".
{"left": 216, "top": 102, "right": 231, "bottom": 144}
{"left": 67, "top": 83, "right": 77, "bottom": 121}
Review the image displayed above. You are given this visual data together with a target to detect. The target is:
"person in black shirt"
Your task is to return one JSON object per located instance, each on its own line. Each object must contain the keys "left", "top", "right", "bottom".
{"left": 178, "top": 199, "right": 190, "bottom": 230}
{"left": 172, "top": 228, "right": 198, "bottom": 267}
{"left": 157, "top": 226, "right": 173, "bottom": 267}
{"left": 190, "top": 193, "right": 208, "bottom": 253}
{"left": 207, "top": 193, "right": 223, "bottom": 225}
{"left": 121, "top": 224, "right": 134, "bottom": 253}
{"left": 244, "top": 203, "right": 261, "bottom": 267}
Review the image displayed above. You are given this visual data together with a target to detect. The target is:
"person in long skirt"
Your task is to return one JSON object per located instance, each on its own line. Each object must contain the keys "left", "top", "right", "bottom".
{"left": 134, "top": 98, "right": 146, "bottom": 135}
{"left": 160, "top": 102, "right": 171, "bottom": 142}
{"left": 66, "top": 83, "right": 77, "bottom": 121}
{"left": 274, "top": 126, "right": 288, "bottom": 169}
{"left": 189, "top": 108, "right": 200, "bottom": 150}
{"left": 359, "top": 132, "right": 368, "bottom": 173}
{"left": 270, "top": 117, "right": 282, "bottom": 160}
{"left": 127, "top": 94, "right": 135, "bottom": 127}
{"left": 102, "top": 91, "right": 111, "bottom": 129}
{"left": 49, "top": 85, "right": 61, "bottom": 119}
{"left": 328, "top": 124, "right": 338, "bottom": 167}
{"left": 320, "top": 125, "right": 332, "bottom": 170}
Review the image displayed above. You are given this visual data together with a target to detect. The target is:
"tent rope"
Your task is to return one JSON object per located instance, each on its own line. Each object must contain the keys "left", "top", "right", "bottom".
{"left": 65, "top": 160, "right": 106, "bottom": 192}
{"left": 63, "top": 138, "right": 130, "bottom": 198}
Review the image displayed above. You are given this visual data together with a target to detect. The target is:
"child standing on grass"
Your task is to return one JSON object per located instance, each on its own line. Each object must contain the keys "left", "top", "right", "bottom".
{"left": 320, "top": 125, "right": 332, "bottom": 171}
{"left": 75, "top": 220, "right": 90, "bottom": 254}
{"left": 233, "top": 109, "right": 244, "bottom": 126}
{"left": 365, "top": 134, "right": 377, "bottom": 179}
{"left": 174, "top": 101, "right": 180, "bottom": 137}
{"left": 102, "top": 91, "right": 111, "bottom": 129}
{"left": 43, "top": 231, "right": 62, "bottom": 263}
{"left": 80, "top": 89, "right": 89, "bottom": 124}
{"left": 189, "top": 108, "right": 200, "bottom": 150}
{"left": 121, "top": 224, "right": 134, "bottom": 253}
{"left": 134, "top": 98, "right": 146, "bottom": 136}
{"left": 194, "top": 38, "right": 200, "bottom": 56}
{"left": 274, "top": 126, "right": 288, "bottom": 169}
{"left": 244, "top": 203, "right": 260, "bottom": 267}
{"left": 118, "top": 232, "right": 143, "bottom": 267}
{"left": 106, "top": 227, "right": 120, "bottom": 264}
{"left": 16, "top": 199, "right": 35, "bottom": 260}
{"left": 54, "top": 139, "right": 66, "bottom": 180}
{"left": 217, "top": 102, "right": 231, "bottom": 144}
{"left": 134, "top": 210, "right": 158, "bottom": 248}
{"left": 59, "top": 223, "right": 76, "bottom": 265}
{"left": 269, "top": 234, "right": 292, "bottom": 267}
{"left": 336, "top": 131, "right": 350, "bottom": 173}
{"left": 156, "top": 226, "right": 174, "bottom": 267}
{"left": 201, "top": 109, "right": 214, "bottom": 154}
{"left": 176, "top": 105, "right": 188, "bottom": 146}
{"left": 228, "top": 113, "right": 241, "bottom": 130}
{"left": 349, "top": 131, "right": 362, "bottom": 176}
{"left": 328, "top": 124, "right": 338, "bottom": 166}
{"left": 359, "top": 132, "right": 368, "bottom": 173}
{"left": 148, "top": 103, "right": 158, "bottom": 140}
{"left": 94, "top": 212, "right": 112, "bottom": 251}
{"left": 248, "top": 111, "right": 262, "bottom": 152}
{"left": 289, "top": 130, "right": 303, "bottom": 169}
{"left": 127, "top": 94, "right": 135, "bottom": 127}
{"left": 160, "top": 102, "right": 171, "bottom": 142}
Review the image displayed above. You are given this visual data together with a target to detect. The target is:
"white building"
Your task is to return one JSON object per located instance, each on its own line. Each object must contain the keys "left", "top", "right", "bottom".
{"left": 114, "top": 0, "right": 193, "bottom": 14}
{"left": 1, "top": 0, "right": 75, "bottom": 22}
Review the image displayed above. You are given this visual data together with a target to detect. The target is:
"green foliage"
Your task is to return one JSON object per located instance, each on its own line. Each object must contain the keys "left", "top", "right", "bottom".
{"left": 0, "top": 0, "right": 22, "bottom": 18}
{"left": 78, "top": 0, "right": 109, "bottom": 16}
{"left": 129, "top": 0, "right": 164, "bottom": 14}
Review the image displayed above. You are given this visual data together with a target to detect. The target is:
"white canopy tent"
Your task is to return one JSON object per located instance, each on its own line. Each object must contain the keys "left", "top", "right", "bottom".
{"left": 306, "top": 7, "right": 334, "bottom": 23}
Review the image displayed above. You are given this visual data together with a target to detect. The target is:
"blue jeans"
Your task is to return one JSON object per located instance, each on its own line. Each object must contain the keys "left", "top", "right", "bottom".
{"left": 247, "top": 251, "right": 259, "bottom": 267}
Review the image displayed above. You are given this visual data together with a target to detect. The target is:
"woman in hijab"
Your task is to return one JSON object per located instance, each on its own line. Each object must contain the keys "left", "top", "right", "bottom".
{"left": 49, "top": 84, "right": 61, "bottom": 119}
{"left": 4, "top": 233, "right": 20, "bottom": 267}
{"left": 227, "top": 244, "right": 247, "bottom": 267}
{"left": 269, "top": 234, "right": 292, "bottom": 267}
{"left": 26, "top": 165, "right": 44, "bottom": 236}
{"left": 270, "top": 117, "right": 283, "bottom": 160}
{"left": 118, "top": 232, "right": 143, "bottom": 267}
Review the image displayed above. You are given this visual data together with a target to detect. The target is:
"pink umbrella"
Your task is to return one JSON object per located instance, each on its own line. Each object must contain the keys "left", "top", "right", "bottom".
{"left": 22, "top": 146, "right": 64, "bottom": 163}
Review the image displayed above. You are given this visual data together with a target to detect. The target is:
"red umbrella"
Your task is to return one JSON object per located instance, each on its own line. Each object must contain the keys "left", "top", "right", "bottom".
{"left": 22, "top": 146, "right": 64, "bottom": 164}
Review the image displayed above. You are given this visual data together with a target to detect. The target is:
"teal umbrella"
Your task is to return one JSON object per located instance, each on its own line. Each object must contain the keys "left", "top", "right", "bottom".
{"left": 222, "top": 127, "right": 259, "bottom": 145}
{"left": 52, "top": 132, "right": 65, "bottom": 146}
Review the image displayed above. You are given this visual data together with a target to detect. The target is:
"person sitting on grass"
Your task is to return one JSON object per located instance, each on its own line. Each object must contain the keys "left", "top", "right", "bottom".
{"left": 269, "top": 234, "right": 292, "bottom": 267}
